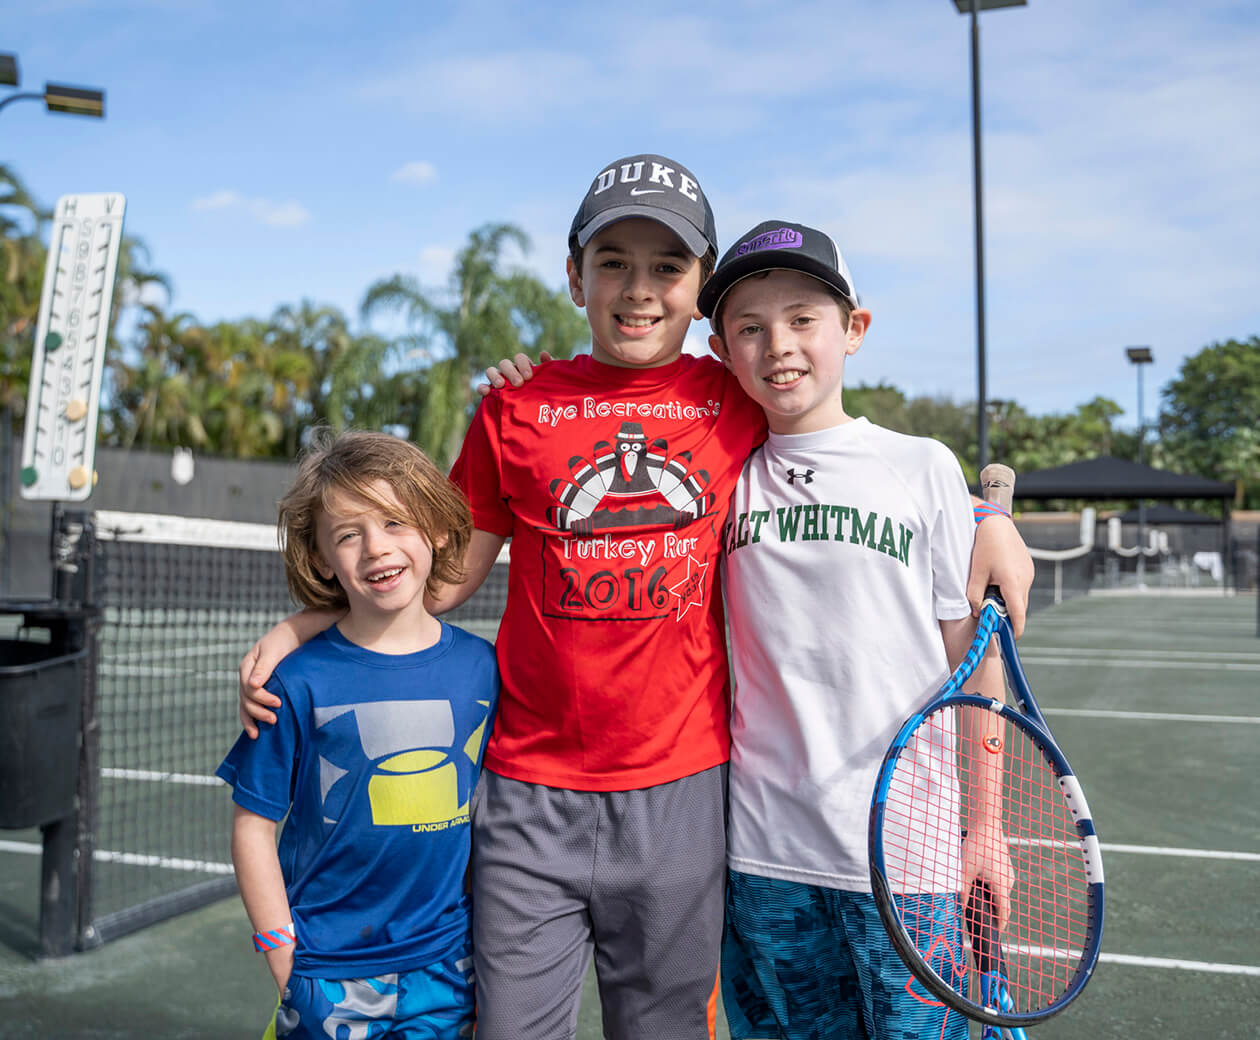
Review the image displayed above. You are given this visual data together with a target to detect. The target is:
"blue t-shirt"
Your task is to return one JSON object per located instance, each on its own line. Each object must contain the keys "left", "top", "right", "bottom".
{"left": 217, "top": 622, "right": 498, "bottom": 978}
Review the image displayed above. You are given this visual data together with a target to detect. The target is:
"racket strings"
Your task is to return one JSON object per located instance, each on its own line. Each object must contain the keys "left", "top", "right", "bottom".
{"left": 880, "top": 704, "right": 1093, "bottom": 1017}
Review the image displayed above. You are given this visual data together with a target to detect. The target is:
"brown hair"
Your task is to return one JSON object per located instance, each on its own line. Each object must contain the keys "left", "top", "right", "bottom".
{"left": 277, "top": 429, "right": 472, "bottom": 611}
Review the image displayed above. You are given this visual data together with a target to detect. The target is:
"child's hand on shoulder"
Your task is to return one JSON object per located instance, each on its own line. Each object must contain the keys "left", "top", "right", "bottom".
{"left": 477, "top": 351, "right": 553, "bottom": 396}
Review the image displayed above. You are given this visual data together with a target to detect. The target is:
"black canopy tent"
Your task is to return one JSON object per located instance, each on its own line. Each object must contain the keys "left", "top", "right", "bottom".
{"left": 1001, "top": 456, "right": 1236, "bottom": 586}
{"left": 1003, "top": 456, "right": 1234, "bottom": 502}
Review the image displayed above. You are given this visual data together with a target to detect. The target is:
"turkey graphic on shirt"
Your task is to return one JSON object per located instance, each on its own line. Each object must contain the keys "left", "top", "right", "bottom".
{"left": 548, "top": 421, "right": 714, "bottom": 537}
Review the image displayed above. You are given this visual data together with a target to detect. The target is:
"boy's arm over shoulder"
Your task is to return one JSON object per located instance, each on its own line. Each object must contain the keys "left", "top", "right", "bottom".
{"left": 476, "top": 351, "right": 554, "bottom": 395}
{"left": 238, "top": 609, "right": 341, "bottom": 737}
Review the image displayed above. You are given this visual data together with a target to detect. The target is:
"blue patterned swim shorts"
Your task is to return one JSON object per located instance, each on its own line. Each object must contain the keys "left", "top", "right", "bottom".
{"left": 722, "top": 871, "right": 968, "bottom": 1040}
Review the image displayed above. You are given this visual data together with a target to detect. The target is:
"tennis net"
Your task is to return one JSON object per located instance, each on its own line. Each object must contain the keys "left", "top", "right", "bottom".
{"left": 73, "top": 509, "right": 507, "bottom": 947}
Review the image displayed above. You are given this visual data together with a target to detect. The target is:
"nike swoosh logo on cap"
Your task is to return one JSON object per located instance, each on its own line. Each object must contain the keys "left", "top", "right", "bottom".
{"left": 629, "top": 188, "right": 665, "bottom": 196}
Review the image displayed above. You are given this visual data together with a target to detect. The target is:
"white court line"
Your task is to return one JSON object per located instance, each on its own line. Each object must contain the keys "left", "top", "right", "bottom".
{"left": 92, "top": 849, "right": 234, "bottom": 874}
{"left": 100, "top": 666, "right": 239, "bottom": 682}
{"left": 3, "top": 844, "right": 1255, "bottom": 975}
{"left": 102, "top": 767, "right": 225, "bottom": 787}
{"left": 1021, "top": 655, "right": 1260, "bottom": 672}
{"left": 1042, "top": 707, "right": 1260, "bottom": 724}
{"left": 1015, "top": 945, "right": 1260, "bottom": 976}
{"left": 1012, "top": 838, "right": 1260, "bottom": 862}
{"left": 1099, "top": 953, "right": 1260, "bottom": 976}
{"left": 1023, "top": 647, "right": 1260, "bottom": 662}
{"left": 0, "top": 839, "right": 232, "bottom": 875}
{"left": 1102, "top": 843, "right": 1260, "bottom": 862}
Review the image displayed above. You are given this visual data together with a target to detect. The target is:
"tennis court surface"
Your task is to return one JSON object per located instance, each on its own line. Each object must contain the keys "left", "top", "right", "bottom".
{"left": 2, "top": 590, "right": 1257, "bottom": 1038}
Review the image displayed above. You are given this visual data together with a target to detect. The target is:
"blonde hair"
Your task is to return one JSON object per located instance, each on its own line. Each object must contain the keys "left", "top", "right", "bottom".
{"left": 277, "top": 429, "right": 472, "bottom": 611}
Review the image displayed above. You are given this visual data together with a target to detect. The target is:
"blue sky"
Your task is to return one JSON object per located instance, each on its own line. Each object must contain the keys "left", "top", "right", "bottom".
{"left": 6, "top": 0, "right": 1258, "bottom": 428}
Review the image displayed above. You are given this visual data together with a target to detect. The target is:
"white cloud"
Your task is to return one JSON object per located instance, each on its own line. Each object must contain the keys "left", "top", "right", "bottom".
{"left": 254, "top": 200, "right": 311, "bottom": 227}
{"left": 190, "top": 189, "right": 241, "bottom": 211}
{"left": 390, "top": 160, "right": 439, "bottom": 186}
{"left": 189, "top": 190, "right": 311, "bottom": 228}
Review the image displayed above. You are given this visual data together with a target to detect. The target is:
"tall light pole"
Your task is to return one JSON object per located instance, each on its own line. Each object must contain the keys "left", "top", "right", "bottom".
{"left": 951, "top": 0, "right": 1025, "bottom": 474}
{"left": 0, "top": 53, "right": 106, "bottom": 119}
{"left": 1126, "top": 346, "right": 1154, "bottom": 588}
{"left": 0, "top": 53, "right": 106, "bottom": 597}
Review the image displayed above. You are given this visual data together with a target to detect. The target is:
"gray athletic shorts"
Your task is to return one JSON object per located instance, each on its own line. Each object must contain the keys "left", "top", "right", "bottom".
{"left": 470, "top": 764, "right": 727, "bottom": 1040}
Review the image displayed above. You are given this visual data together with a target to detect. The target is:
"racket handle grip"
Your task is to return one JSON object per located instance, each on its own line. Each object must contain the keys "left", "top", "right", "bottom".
{"left": 979, "top": 464, "right": 1016, "bottom": 606}
{"left": 980, "top": 463, "right": 1015, "bottom": 513}
{"left": 966, "top": 879, "right": 1004, "bottom": 976}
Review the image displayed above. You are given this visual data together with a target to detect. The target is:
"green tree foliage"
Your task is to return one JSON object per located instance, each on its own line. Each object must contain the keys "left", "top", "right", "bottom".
{"left": 1157, "top": 338, "right": 1260, "bottom": 507}
{"left": 3, "top": 165, "right": 1256, "bottom": 498}
{"left": 361, "top": 222, "right": 588, "bottom": 465}
{"left": 844, "top": 383, "right": 1132, "bottom": 489}
{"left": 844, "top": 382, "right": 909, "bottom": 432}
{"left": 0, "top": 165, "right": 49, "bottom": 420}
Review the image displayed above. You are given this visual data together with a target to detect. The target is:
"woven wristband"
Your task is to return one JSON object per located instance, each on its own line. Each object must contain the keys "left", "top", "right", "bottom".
{"left": 252, "top": 923, "right": 295, "bottom": 952}
{"left": 973, "top": 501, "right": 1011, "bottom": 524}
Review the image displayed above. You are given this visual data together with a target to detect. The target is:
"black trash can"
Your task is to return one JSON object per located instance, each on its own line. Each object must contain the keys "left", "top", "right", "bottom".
{"left": 0, "top": 624, "right": 88, "bottom": 829}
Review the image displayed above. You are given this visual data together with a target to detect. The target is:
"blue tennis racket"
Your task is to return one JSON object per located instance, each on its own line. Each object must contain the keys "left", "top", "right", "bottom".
{"left": 868, "top": 464, "right": 1104, "bottom": 1031}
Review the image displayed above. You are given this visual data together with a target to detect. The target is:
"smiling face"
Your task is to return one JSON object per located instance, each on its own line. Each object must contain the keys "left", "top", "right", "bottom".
{"left": 710, "top": 268, "right": 871, "bottom": 435}
{"left": 567, "top": 217, "right": 704, "bottom": 369}
{"left": 313, "top": 479, "right": 437, "bottom": 632}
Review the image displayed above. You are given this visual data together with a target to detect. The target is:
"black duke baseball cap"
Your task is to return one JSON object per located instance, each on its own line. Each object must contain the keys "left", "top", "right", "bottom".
{"left": 569, "top": 153, "right": 718, "bottom": 259}
{"left": 697, "top": 220, "right": 858, "bottom": 321}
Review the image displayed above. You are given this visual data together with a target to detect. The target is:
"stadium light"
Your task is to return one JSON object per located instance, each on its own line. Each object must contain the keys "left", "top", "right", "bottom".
{"left": 1126, "top": 346, "right": 1154, "bottom": 589}
{"left": 950, "top": 0, "right": 1027, "bottom": 473}
{"left": 0, "top": 53, "right": 105, "bottom": 119}
{"left": 44, "top": 83, "right": 105, "bottom": 118}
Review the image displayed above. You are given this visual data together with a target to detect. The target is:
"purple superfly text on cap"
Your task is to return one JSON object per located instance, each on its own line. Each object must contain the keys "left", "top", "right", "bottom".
{"left": 735, "top": 227, "right": 803, "bottom": 256}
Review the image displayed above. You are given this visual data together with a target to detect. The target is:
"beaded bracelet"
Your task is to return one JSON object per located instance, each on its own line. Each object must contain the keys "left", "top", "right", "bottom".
{"left": 973, "top": 501, "right": 1011, "bottom": 524}
{"left": 252, "top": 922, "right": 296, "bottom": 952}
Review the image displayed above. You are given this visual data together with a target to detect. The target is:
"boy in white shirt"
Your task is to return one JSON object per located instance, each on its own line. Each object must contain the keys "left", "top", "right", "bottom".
{"left": 699, "top": 220, "right": 1012, "bottom": 1040}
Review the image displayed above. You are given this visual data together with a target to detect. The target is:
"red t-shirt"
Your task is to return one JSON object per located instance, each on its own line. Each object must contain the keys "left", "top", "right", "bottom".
{"left": 450, "top": 353, "right": 766, "bottom": 791}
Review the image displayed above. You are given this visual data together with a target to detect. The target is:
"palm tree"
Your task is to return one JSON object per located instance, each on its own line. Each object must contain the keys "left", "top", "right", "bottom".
{"left": 265, "top": 301, "right": 391, "bottom": 455}
{"left": 361, "top": 222, "right": 587, "bottom": 465}
{"left": 0, "top": 165, "right": 51, "bottom": 424}
{"left": 104, "top": 303, "right": 200, "bottom": 450}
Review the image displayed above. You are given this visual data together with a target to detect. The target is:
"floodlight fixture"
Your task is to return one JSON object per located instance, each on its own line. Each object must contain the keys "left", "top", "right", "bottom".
{"left": 43, "top": 82, "right": 105, "bottom": 118}
{"left": 949, "top": 0, "right": 1027, "bottom": 472}
{"left": 1125, "top": 345, "right": 1155, "bottom": 588}
{"left": 952, "top": 0, "right": 1027, "bottom": 11}
{"left": 0, "top": 53, "right": 106, "bottom": 119}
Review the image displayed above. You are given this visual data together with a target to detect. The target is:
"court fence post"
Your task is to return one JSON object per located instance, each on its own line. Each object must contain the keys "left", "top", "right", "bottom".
{"left": 46, "top": 509, "right": 101, "bottom": 955}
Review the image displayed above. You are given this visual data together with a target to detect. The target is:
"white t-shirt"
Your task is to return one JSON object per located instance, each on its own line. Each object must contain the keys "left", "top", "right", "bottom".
{"left": 722, "top": 417, "right": 975, "bottom": 892}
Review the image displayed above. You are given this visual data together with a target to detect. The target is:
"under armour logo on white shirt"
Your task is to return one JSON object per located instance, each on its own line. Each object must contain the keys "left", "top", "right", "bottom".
{"left": 785, "top": 468, "right": 815, "bottom": 485}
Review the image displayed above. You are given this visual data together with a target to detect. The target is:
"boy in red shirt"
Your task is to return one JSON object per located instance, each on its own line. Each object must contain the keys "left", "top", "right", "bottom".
{"left": 239, "top": 154, "right": 1033, "bottom": 1040}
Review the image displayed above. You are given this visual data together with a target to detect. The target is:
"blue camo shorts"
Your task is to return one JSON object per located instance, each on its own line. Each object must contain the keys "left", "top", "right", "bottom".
{"left": 265, "top": 943, "right": 474, "bottom": 1040}
{"left": 722, "top": 871, "right": 968, "bottom": 1040}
